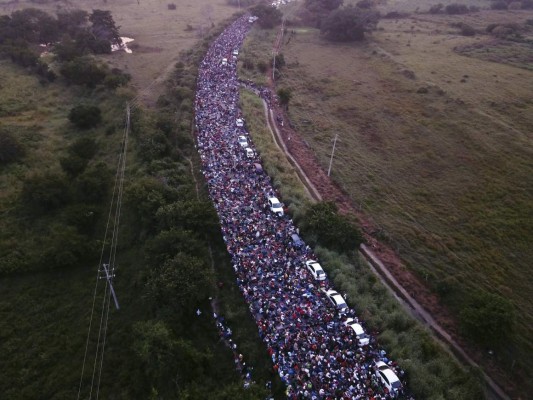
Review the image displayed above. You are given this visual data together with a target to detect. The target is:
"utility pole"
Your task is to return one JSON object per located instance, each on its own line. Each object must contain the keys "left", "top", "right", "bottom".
{"left": 100, "top": 263, "right": 120, "bottom": 310}
{"left": 327, "top": 134, "right": 338, "bottom": 177}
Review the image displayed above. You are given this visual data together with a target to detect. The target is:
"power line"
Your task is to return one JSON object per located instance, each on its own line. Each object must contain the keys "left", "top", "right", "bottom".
{"left": 78, "top": 103, "right": 130, "bottom": 400}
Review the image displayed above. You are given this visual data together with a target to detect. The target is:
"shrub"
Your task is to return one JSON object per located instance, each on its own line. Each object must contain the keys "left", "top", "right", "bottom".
{"left": 257, "top": 61, "right": 268, "bottom": 73}
{"left": 429, "top": 3, "right": 444, "bottom": 14}
{"left": 0, "top": 129, "right": 25, "bottom": 165}
{"left": 459, "top": 290, "right": 515, "bottom": 347}
{"left": 469, "top": 5, "right": 480, "bottom": 12}
{"left": 460, "top": 23, "right": 476, "bottom": 36}
{"left": 508, "top": 1, "right": 522, "bottom": 9}
{"left": 60, "top": 154, "right": 89, "bottom": 177}
{"left": 242, "top": 58, "right": 255, "bottom": 70}
{"left": 60, "top": 57, "right": 107, "bottom": 87}
{"left": 445, "top": 3, "right": 469, "bottom": 14}
{"left": 302, "top": 202, "right": 363, "bottom": 253}
{"left": 21, "top": 172, "right": 69, "bottom": 214}
{"left": 69, "top": 137, "right": 98, "bottom": 159}
{"left": 74, "top": 162, "right": 111, "bottom": 203}
{"left": 68, "top": 105, "right": 102, "bottom": 129}
{"left": 491, "top": 1, "right": 508, "bottom": 9}
{"left": 167, "top": 3, "right": 176, "bottom": 10}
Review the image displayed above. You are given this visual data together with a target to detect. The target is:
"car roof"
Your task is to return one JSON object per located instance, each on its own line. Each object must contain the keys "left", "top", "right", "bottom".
{"left": 268, "top": 196, "right": 280, "bottom": 202}
{"left": 346, "top": 320, "right": 364, "bottom": 334}
{"left": 380, "top": 368, "right": 400, "bottom": 384}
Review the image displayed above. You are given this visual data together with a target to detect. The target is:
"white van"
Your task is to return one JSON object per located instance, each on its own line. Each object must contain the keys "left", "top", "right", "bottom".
{"left": 245, "top": 148, "right": 254, "bottom": 158}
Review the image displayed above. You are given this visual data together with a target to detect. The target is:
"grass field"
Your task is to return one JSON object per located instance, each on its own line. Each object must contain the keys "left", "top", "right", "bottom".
{"left": 2, "top": 0, "right": 237, "bottom": 104}
{"left": 246, "top": 5, "right": 533, "bottom": 395}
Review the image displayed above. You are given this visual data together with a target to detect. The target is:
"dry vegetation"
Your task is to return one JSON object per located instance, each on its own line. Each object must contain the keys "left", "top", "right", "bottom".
{"left": 256, "top": 3, "right": 533, "bottom": 395}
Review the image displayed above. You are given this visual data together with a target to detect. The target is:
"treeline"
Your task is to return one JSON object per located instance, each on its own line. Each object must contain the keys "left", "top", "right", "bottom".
{"left": 252, "top": 0, "right": 381, "bottom": 42}
{"left": 0, "top": 8, "right": 130, "bottom": 87}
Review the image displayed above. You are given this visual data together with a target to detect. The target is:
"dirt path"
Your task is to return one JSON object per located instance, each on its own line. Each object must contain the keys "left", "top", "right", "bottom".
{"left": 253, "top": 82, "right": 511, "bottom": 399}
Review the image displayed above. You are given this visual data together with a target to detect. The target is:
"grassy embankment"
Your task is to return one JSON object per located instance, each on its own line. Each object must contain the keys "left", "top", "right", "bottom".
{"left": 237, "top": 33, "right": 485, "bottom": 398}
{"left": 0, "top": 6, "right": 285, "bottom": 398}
{"left": 242, "top": 4, "right": 533, "bottom": 394}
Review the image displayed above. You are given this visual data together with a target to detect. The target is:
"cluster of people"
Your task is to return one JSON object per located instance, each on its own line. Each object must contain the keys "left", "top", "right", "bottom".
{"left": 194, "top": 15, "right": 412, "bottom": 400}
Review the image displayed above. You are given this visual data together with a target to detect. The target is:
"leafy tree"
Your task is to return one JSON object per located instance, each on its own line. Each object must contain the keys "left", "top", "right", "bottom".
{"left": 445, "top": 3, "right": 470, "bottom": 14}
{"left": 250, "top": 4, "right": 283, "bottom": 29}
{"left": 321, "top": 5, "right": 380, "bottom": 41}
{"left": 302, "top": 201, "right": 363, "bottom": 253}
{"left": 70, "top": 137, "right": 98, "bottom": 159}
{"left": 303, "top": 0, "right": 344, "bottom": 26}
{"left": 68, "top": 105, "right": 102, "bottom": 129}
{"left": 156, "top": 200, "right": 220, "bottom": 237}
{"left": 60, "top": 57, "right": 107, "bottom": 87}
{"left": 0, "top": 129, "right": 25, "bottom": 164}
{"left": 74, "top": 162, "right": 111, "bottom": 203}
{"left": 56, "top": 10, "right": 89, "bottom": 36}
{"left": 459, "top": 290, "right": 515, "bottom": 347}
{"left": 304, "top": 0, "right": 344, "bottom": 12}
{"left": 41, "top": 224, "right": 94, "bottom": 269}
{"left": 21, "top": 172, "right": 69, "bottom": 214}
{"left": 89, "top": 10, "right": 121, "bottom": 46}
{"left": 145, "top": 229, "right": 205, "bottom": 265}
{"left": 277, "top": 87, "right": 292, "bottom": 110}
{"left": 145, "top": 253, "right": 214, "bottom": 312}
{"left": 133, "top": 321, "right": 212, "bottom": 394}
{"left": 60, "top": 154, "right": 89, "bottom": 177}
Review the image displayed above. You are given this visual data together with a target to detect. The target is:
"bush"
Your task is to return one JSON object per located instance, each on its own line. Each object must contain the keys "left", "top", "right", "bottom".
{"left": 68, "top": 105, "right": 102, "bottom": 129}
{"left": 508, "top": 1, "right": 522, "bottom": 9}
{"left": 60, "top": 57, "right": 107, "bottom": 87}
{"left": 459, "top": 23, "right": 476, "bottom": 36}
{"left": 469, "top": 5, "right": 480, "bottom": 12}
{"left": 250, "top": 4, "right": 283, "bottom": 29}
{"left": 445, "top": 3, "right": 469, "bottom": 14}
{"left": 429, "top": 3, "right": 444, "bottom": 14}
{"left": 257, "top": 61, "right": 268, "bottom": 73}
{"left": 0, "top": 129, "right": 25, "bottom": 165}
{"left": 459, "top": 290, "right": 515, "bottom": 347}
{"left": 491, "top": 1, "right": 508, "bottom": 9}
{"left": 69, "top": 137, "right": 98, "bottom": 159}
{"left": 21, "top": 172, "right": 69, "bottom": 214}
{"left": 321, "top": 5, "right": 380, "bottom": 42}
{"left": 302, "top": 202, "right": 363, "bottom": 253}
{"left": 60, "top": 154, "right": 89, "bottom": 177}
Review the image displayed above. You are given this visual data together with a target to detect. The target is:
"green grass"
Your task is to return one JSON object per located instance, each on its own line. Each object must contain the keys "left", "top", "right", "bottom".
{"left": 239, "top": 89, "right": 313, "bottom": 214}
{"left": 241, "top": 16, "right": 533, "bottom": 396}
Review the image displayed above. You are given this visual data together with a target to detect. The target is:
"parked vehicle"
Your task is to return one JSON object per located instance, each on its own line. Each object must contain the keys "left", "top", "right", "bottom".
{"left": 238, "top": 135, "right": 248, "bottom": 148}
{"left": 291, "top": 233, "right": 304, "bottom": 248}
{"left": 236, "top": 118, "right": 244, "bottom": 127}
{"left": 305, "top": 260, "right": 326, "bottom": 281}
{"left": 268, "top": 197, "right": 284, "bottom": 216}
{"left": 343, "top": 318, "right": 370, "bottom": 346}
{"left": 245, "top": 147, "right": 254, "bottom": 158}
{"left": 322, "top": 289, "right": 348, "bottom": 313}
{"left": 375, "top": 361, "right": 402, "bottom": 396}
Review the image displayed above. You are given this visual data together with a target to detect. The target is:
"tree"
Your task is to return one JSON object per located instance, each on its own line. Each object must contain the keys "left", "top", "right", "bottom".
{"left": 303, "top": 0, "right": 344, "bottom": 27}
{"left": 321, "top": 5, "right": 380, "bottom": 42}
{"left": 145, "top": 253, "right": 214, "bottom": 312}
{"left": 302, "top": 201, "right": 363, "bottom": 253}
{"left": 89, "top": 10, "right": 121, "bottom": 46}
{"left": 459, "top": 290, "right": 515, "bottom": 347}
{"left": 277, "top": 87, "right": 292, "bottom": 110}
{"left": 250, "top": 4, "right": 283, "bottom": 29}
{"left": 68, "top": 105, "right": 102, "bottom": 129}
{"left": 21, "top": 172, "right": 69, "bottom": 214}
{"left": 60, "top": 57, "right": 107, "bottom": 87}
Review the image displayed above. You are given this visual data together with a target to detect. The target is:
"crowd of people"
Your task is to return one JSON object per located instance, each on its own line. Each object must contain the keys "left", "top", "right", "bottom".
{"left": 194, "top": 15, "right": 412, "bottom": 400}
